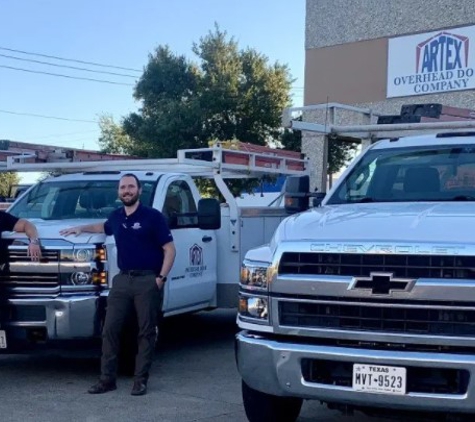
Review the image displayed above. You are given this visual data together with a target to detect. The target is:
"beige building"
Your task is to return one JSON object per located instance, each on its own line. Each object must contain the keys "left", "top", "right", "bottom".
{"left": 303, "top": 0, "right": 475, "bottom": 190}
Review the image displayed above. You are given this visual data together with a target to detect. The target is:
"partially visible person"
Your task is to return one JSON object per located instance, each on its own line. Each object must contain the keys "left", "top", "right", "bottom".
{"left": 60, "top": 173, "right": 176, "bottom": 396}
{"left": 0, "top": 212, "right": 42, "bottom": 342}
{"left": 0, "top": 211, "right": 42, "bottom": 260}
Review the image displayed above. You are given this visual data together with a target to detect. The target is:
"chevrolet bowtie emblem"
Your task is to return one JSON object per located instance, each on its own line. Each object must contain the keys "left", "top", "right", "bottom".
{"left": 350, "top": 272, "right": 415, "bottom": 295}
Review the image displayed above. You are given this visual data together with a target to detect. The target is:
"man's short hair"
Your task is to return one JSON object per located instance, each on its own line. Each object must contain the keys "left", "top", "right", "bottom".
{"left": 120, "top": 173, "right": 141, "bottom": 189}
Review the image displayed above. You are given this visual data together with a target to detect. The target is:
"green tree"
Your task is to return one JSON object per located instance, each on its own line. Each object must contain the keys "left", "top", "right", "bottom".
{"left": 327, "top": 138, "right": 359, "bottom": 175}
{"left": 191, "top": 27, "right": 292, "bottom": 146}
{"left": 115, "top": 26, "right": 294, "bottom": 197}
{"left": 98, "top": 114, "right": 134, "bottom": 155}
{"left": 121, "top": 26, "right": 292, "bottom": 160}
{"left": 0, "top": 172, "right": 20, "bottom": 198}
{"left": 121, "top": 45, "right": 203, "bottom": 158}
{"left": 279, "top": 117, "right": 358, "bottom": 178}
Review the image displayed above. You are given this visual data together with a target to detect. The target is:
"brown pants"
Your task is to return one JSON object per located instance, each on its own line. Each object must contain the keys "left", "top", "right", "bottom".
{"left": 100, "top": 271, "right": 163, "bottom": 383}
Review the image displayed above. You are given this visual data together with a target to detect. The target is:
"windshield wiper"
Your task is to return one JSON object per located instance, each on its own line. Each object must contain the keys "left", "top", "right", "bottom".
{"left": 345, "top": 196, "right": 375, "bottom": 203}
{"left": 358, "top": 197, "right": 375, "bottom": 203}
{"left": 449, "top": 195, "right": 475, "bottom": 201}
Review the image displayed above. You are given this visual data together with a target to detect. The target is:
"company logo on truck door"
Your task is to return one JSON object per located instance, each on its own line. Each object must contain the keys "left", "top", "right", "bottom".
{"left": 186, "top": 244, "right": 207, "bottom": 278}
{"left": 387, "top": 25, "right": 475, "bottom": 98}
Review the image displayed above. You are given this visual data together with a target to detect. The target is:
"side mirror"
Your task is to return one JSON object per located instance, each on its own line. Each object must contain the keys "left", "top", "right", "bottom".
{"left": 198, "top": 198, "right": 221, "bottom": 230}
{"left": 312, "top": 192, "right": 326, "bottom": 207}
{"left": 284, "top": 176, "right": 310, "bottom": 214}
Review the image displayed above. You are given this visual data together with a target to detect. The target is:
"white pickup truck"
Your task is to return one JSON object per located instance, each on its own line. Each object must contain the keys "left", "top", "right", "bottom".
{"left": 236, "top": 131, "right": 475, "bottom": 421}
{"left": 0, "top": 144, "right": 306, "bottom": 355}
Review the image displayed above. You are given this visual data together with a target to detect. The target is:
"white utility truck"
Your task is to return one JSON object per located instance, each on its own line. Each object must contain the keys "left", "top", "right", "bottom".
{"left": 236, "top": 103, "right": 475, "bottom": 421}
{"left": 0, "top": 142, "right": 307, "bottom": 355}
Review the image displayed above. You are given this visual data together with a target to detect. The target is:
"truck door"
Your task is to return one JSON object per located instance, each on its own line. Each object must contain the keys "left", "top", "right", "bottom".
{"left": 159, "top": 177, "right": 217, "bottom": 314}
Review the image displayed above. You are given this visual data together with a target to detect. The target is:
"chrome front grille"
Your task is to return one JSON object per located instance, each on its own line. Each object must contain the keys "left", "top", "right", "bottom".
{"left": 0, "top": 273, "right": 60, "bottom": 286}
{"left": 279, "top": 299, "right": 475, "bottom": 337}
{"left": 277, "top": 249, "right": 475, "bottom": 338}
{"left": 0, "top": 247, "right": 60, "bottom": 289}
{"left": 8, "top": 248, "right": 59, "bottom": 261}
{"left": 278, "top": 252, "right": 475, "bottom": 279}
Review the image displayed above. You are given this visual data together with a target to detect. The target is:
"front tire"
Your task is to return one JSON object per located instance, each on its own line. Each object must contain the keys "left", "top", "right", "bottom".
{"left": 242, "top": 380, "right": 303, "bottom": 422}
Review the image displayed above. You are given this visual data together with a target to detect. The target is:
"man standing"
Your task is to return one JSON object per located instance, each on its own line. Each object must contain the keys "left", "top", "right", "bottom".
{"left": 60, "top": 173, "right": 176, "bottom": 396}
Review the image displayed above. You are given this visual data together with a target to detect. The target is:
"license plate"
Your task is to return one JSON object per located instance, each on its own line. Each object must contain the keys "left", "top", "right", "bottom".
{"left": 0, "top": 330, "right": 6, "bottom": 349}
{"left": 353, "top": 364, "right": 406, "bottom": 395}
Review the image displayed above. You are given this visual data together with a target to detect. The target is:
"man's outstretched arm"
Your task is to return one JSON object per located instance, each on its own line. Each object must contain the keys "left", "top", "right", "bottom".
{"left": 60, "top": 222, "right": 105, "bottom": 236}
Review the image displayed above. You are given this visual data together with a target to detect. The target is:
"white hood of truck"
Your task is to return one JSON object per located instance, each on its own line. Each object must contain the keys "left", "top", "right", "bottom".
{"left": 2, "top": 218, "right": 108, "bottom": 244}
{"left": 274, "top": 202, "right": 475, "bottom": 246}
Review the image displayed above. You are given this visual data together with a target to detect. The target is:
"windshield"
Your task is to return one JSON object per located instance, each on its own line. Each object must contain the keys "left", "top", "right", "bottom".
{"left": 327, "top": 144, "right": 475, "bottom": 204}
{"left": 9, "top": 180, "right": 157, "bottom": 220}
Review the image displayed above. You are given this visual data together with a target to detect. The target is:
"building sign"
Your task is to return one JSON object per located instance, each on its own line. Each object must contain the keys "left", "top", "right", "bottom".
{"left": 387, "top": 25, "right": 475, "bottom": 98}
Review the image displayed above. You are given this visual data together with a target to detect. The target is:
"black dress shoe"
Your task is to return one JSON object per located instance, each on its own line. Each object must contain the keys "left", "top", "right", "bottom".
{"left": 131, "top": 381, "right": 147, "bottom": 396}
{"left": 88, "top": 380, "right": 117, "bottom": 394}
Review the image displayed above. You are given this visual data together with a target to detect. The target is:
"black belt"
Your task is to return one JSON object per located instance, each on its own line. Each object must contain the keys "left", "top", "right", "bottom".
{"left": 119, "top": 270, "right": 156, "bottom": 277}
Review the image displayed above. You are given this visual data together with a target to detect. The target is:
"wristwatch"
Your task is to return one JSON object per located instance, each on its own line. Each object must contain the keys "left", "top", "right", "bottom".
{"left": 29, "top": 238, "right": 40, "bottom": 245}
{"left": 157, "top": 274, "right": 167, "bottom": 283}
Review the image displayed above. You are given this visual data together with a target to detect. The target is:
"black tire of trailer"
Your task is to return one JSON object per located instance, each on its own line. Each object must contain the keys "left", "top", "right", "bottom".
{"left": 242, "top": 380, "right": 303, "bottom": 422}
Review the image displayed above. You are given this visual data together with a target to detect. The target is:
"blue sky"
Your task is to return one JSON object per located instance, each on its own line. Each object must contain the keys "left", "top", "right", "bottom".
{"left": 0, "top": 0, "right": 305, "bottom": 182}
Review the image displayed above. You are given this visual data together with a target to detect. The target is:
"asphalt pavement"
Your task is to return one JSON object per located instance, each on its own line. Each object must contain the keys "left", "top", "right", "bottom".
{"left": 0, "top": 309, "right": 388, "bottom": 422}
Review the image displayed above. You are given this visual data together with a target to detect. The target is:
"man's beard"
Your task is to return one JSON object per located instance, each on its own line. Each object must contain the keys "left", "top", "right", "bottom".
{"left": 120, "top": 193, "right": 139, "bottom": 207}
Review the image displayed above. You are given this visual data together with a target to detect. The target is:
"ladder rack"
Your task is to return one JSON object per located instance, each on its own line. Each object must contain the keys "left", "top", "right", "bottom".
{"left": 0, "top": 140, "right": 309, "bottom": 179}
{"left": 283, "top": 102, "right": 475, "bottom": 192}
{"left": 283, "top": 102, "right": 475, "bottom": 141}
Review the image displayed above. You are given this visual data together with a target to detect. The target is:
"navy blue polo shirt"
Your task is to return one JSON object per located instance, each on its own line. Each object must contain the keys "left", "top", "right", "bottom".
{"left": 104, "top": 203, "right": 173, "bottom": 273}
{"left": 0, "top": 211, "right": 19, "bottom": 232}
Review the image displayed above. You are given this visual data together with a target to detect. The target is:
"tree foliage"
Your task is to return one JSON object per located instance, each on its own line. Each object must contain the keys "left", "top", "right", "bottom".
{"left": 98, "top": 25, "right": 358, "bottom": 195}
{"left": 96, "top": 25, "right": 296, "bottom": 197}
{"left": 327, "top": 139, "right": 359, "bottom": 175}
{"left": 279, "top": 117, "right": 358, "bottom": 175}
{"left": 98, "top": 114, "right": 134, "bottom": 155}
{"left": 0, "top": 172, "right": 20, "bottom": 198}
{"left": 101, "top": 25, "right": 293, "bottom": 163}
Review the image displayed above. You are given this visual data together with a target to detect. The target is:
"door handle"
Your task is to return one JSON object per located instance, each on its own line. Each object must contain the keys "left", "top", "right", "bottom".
{"left": 202, "top": 236, "right": 213, "bottom": 243}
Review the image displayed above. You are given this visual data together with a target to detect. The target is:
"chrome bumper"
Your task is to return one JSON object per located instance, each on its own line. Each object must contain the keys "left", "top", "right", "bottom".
{"left": 2, "top": 294, "right": 106, "bottom": 341}
{"left": 236, "top": 331, "right": 475, "bottom": 414}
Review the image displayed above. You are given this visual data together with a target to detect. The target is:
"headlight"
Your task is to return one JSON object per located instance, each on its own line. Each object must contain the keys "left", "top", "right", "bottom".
{"left": 60, "top": 244, "right": 108, "bottom": 286}
{"left": 62, "top": 270, "right": 108, "bottom": 286}
{"left": 239, "top": 294, "right": 269, "bottom": 322}
{"left": 95, "top": 246, "right": 107, "bottom": 261}
{"left": 92, "top": 271, "right": 108, "bottom": 285}
{"left": 240, "top": 262, "right": 270, "bottom": 291}
{"left": 71, "top": 272, "right": 92, "bottom": 285}
{"left": 61, "top": 245, "right": 107, "bottom": 262}
{"left": 74, "top": 249, "right": 94, "bottom": 262}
